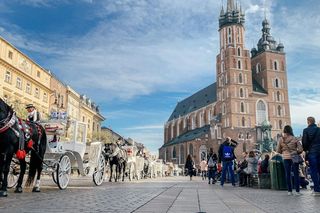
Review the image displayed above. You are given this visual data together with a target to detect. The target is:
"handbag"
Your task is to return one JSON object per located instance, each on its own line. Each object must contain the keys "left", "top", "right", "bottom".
{"left": 291, "top": 154, "right": 303, "bottom": 164}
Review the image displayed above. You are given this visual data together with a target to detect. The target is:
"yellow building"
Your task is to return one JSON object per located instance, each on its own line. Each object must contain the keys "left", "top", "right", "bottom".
{"left": 0, "top": 36, "right": 51, "bottom": 118}
{"left": 79, "top": 95, "right": 104, "bottom": 143}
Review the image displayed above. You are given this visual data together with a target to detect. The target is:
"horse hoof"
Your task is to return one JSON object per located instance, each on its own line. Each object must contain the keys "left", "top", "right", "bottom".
{"left": 14, "top": 187, "right": 23, "bottom": 193}
{"left": 0, "top": 191, "right": 8, "bottom": 197}
{"left": 32, "top": 187, "right": 40, "bottom": 192}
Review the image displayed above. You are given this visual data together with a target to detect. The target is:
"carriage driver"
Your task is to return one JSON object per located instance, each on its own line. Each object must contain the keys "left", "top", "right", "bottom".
{"left": 26, "top": 104, "right": 40, "bottom": 123}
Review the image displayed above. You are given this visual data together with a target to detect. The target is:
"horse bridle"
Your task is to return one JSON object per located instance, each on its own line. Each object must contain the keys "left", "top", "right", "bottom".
{"left": 0, "top": 111, "right": 17, "bottom": 134}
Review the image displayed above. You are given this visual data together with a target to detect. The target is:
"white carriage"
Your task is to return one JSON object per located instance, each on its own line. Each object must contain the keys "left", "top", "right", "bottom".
{"left": 42, "top": 119, "right": 106, "bottom": 189}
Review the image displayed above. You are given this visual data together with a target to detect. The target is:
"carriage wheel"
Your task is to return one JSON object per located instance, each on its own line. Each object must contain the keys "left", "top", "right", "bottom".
{"left": 93, "top": 154, "right": 106, "bottom": 186}
{"left": 7, "top": 161, "right": 20, "bottom": 189}
{"left": 56, "top": 155, "right": 71, "bottom": 190}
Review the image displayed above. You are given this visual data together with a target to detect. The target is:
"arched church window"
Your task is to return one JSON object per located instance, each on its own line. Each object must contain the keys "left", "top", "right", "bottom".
{"left": 240, "top": 102, "right": 245, "bottom": 113}
{"left": 277, "top": 91, "right": 281, "bottom": 101}
{"left": 256, "top": 63, "right": 261, "bottom": 73}
{"left": 239, "top": 73, "right": 243, "bottom": 83}
{"left": 189, "top": 144, "right": 193, "bottom": 156}
{"left": 172, "top": 146, "right": 176, "bottom": 158}
{"left": 240, "top": 88, "right": 244, "bottom": 98}
{"left": 279, "top": 120, "right": 283, "bottom": 130}
{"left": 238, "top": 60, "right": 242, "bottom": 69}
{"left": 256, "top": 100, "right": 267, "bottom": 125}
{"left": 274, "top": 61, "right": 278, "bottom": 71}
{"left": 277, "top": 105, "right": 282, "bottom": 116}
{"left": 242, "top": 117, "right": 245, "bottom": 127}
{"left": 237, "top": 47, "right": 241, "bottom": 56}
{"left": 275, "top": 79, "right": 280, "bottom": 88}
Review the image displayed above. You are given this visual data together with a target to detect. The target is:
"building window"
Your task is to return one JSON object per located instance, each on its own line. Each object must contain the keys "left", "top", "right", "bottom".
{"left": 256, "top": 63, "right": 261, "bottom": 73}
{"left": 237, "top": 47, "right": 241, "bottom": 56}
{"left": 238, "top": 60, "right": 241, "bottom": 69}
{"left": 82, "top": 116, "right": 85, "bottom": 122}
{"left": 275, "top": 79, "right": 280, "bottom": 88}
{"left": 5, "top": 71, "right": 11, "bottom": 83}
{"left": 279, "top": 120, "right": 283, "bottom": 130}
{"left": 172, "top": 146, "right": 177, "bottom": 158}
{"left": 8, "top": 51, "right": 13, "bottom": 59}
{"left": 43, "top": 92, "right": 48, "bottom": 103}
{"left": 277, "top": 105, "right": 282, "bottom": 116}
{"left": 37, "top": 71, "right": 41, "bottom": 78}
{"left": 222, "top": 103, "right": 226, "bottom": 115}
{"left": 256, "top": 100, "right": 267, "bottom": 125}
{"left": 180, "top": 145, "right": 184, "bottom": 164}
{"left": 26, "top": 82, "right": 31, "bottom": 94}
{"left": 240, "top": 102, "right": 245, "bottom": 113}
{"left": 35, "top": 88, "right": 40, "bottom": 98}
{"left": 189, "top": 144, "right": 194, "bottom": 156}
{"left": 239, "top": 73, "right": 243, "bottom": 83}
{"left": 242, "top": 117, "right": 245, "bottom": 127}
{"left": 277, "top": 91, "right": 281, "bottom": 102}
{"left": 88, "top": 119, "right": 90, "bottom": 130}
{"left": 274, "top": 61, "right": 278, "bottom": 71}
{"left": 16, "top": 77, "right": 22, "bottom": 89}
{"left": 240, "top": 88, "right": 244, "bottom": 98}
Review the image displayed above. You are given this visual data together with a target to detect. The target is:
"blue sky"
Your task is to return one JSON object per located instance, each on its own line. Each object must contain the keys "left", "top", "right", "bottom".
{"left": 1, "top": 0, "right": 320, "bottom": 153}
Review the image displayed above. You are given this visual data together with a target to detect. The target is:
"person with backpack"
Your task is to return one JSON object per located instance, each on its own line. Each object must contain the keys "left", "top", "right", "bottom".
{"left": 302, "top": 116, "right": 320, "bottom": 196}
{"left": 207, "top": 148, "right": 218, "bottom": 184}
{"left": 218, "top": 137, "right": 237, "bottom": 187}
{"left": 185, "top": 154, "right": 195, "bottom": 181}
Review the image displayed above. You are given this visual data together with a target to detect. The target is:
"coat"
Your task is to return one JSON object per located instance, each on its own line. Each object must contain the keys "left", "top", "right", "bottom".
{"left": 277, "top": 135, "right": 303, "bottom": 160}
{"left": 245, "top": 157, "right": 258, "bottom": 175}
{"left": 302, "top": 124, "right": 320, "bottom": 154}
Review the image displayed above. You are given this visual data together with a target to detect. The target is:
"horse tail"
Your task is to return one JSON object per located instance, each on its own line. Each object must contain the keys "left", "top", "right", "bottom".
{"left": 26, "top": 125, "right": 47, "bottom": 187}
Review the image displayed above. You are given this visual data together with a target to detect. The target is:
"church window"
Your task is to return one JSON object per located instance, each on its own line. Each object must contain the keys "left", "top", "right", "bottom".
{"left": 240, "top": 88, "right": 244, "bottom": 98}
{"left": 180, "top": 145, "right": 184, "bottom": 164}
{"left": 274, "top": 61, "right": 278, "bottom": 71}
{"left": 239, "top": 73, "right": 243, "bottom": 83}
{"left": 172, "top": 146, "right": 177, "bottom": 158}
{"left": 256, "top": 63, "right": 262, "bottom": 73}
{"left": 222, "top": 103, "right": 226, "bottom": 115}
{"left": 262, "top": 78, "right": 265, "bottom": 88}
{"left": 238, "top": 60, "right": 242, "bottom": 69}
{"left": 277, "top": 91, "right": 281, "bottom": 101}
{"left": 242, "top": 117, "right": 245, "bottom": 127}
{"left": 221, "top": 62, "right": 224, "bottom": 73}
{"left": 275, "top": 79, "right": 280, "bottom": 88}
{"left": 240, "top": 102, "right": 245, "bottom": 113}
{"left": 279, "top": 120, "right": 283, "bottom": 130}
{"left": 237, "top": 47, "right": 241, "bottom": 56}
{"left": 277, "top": 105, "right": 282, "bottom": 116}
{"left": 256, "top": 100, "right": 267, "bottom": 125}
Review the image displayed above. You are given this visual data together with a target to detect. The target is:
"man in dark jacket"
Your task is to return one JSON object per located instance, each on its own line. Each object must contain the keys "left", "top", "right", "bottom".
{"left": 218, "top": 137, "right": 237, "bottom": 186}
{"left": 302, "top": 116, "right": 320, "bottom": 196}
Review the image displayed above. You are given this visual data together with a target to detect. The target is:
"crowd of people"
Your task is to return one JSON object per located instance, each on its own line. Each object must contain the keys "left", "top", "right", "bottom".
{"left": 184, "top": 116, "right": 320, "bottom": 197}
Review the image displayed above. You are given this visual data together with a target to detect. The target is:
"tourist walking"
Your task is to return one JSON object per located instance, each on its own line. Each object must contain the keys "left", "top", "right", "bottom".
{"left": 277, "top": 125, "right": 303, "bottom": 196}
{"left": 218, "top": 137, "right": 237, "bottom": 187}
{"left": 185, "top": 154, "right": 195, "bottom": 181}
{"left": 302, "top": 116, "right": 320, "bottom": 196}
{"left": 207, "top": 148, "right": 218, "bottom": 184}
{"left": 200, "top": 159, "right": 207, "bottom": 180}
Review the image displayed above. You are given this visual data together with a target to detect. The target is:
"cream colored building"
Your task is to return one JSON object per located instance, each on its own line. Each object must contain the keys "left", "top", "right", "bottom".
{"left": 0, "top": 36, "right": 51, "bottom": 118}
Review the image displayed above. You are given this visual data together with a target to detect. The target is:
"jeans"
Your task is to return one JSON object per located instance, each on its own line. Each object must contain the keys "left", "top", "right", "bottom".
{"left": 201, "top": 171, "right": 207, "bottom": 180}
{"left": 208, "top": 169, "right": 216, "bottom": 183}
{"left": 221, "top": 161, "right": 235, "bottom": 186}
{"left": 307, "top": 153, "right": 320, "bottom": 192}
{"left": 283, "top": 159, "right": 299, "bottom": 192}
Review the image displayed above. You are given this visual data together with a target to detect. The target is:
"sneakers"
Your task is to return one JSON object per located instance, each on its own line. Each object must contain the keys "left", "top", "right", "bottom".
{"left": 287, "top": 192, "right": 293, "bottom": 196}
{"left": 293, "top": 192, "right": 302, "bottom": 196}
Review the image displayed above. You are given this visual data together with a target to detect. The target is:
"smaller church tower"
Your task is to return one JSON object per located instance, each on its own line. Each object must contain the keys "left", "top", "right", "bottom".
{"left": 251, "top": 18, "right": 291, "bottom": 138}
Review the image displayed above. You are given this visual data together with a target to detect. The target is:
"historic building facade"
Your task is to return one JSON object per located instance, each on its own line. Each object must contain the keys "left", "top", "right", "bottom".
{"left": 0, "top": 36, "right": 104, "bottom": 142}
{"left": 159, "top": 0, "right": 291, "bottom": 166}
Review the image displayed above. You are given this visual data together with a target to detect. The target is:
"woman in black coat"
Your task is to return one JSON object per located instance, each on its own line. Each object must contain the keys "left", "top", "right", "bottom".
{"left": 185, "top": 154, "right": 195, "bottom": 180}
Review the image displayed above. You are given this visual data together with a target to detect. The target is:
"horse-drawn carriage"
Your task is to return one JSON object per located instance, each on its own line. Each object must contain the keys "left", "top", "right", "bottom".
{"left": 9, "top": 119, "right": 106, "bottom": 190}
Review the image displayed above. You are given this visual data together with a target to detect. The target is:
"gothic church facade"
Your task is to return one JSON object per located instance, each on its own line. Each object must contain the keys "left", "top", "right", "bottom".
{"left": 159, "top": 0, "right": 291, "bottom": 166}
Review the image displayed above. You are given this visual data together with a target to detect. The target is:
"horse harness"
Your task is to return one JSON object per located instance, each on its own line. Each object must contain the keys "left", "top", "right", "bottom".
{"left": 0, "top": 111, "right": 42, "bottom": 159}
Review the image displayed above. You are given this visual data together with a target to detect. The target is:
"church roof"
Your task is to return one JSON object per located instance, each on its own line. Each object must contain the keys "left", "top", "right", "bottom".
{"left": 161, "top": 125, "right": 211, "bottom": 148}
{"left": 168, "top": 83, "right": 217, "bottom": 122}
